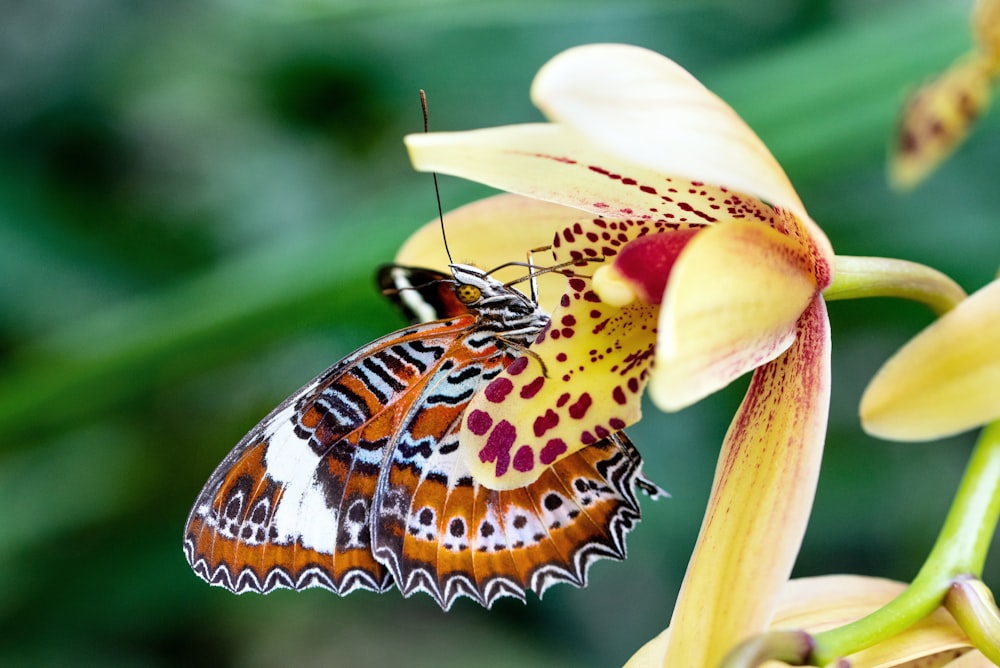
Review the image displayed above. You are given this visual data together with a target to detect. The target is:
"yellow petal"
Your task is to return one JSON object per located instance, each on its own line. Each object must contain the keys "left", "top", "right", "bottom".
{"left": 889, "top": 52, "right": 994, "bottom": 190}
{"left": 530, "top": 43, "right": 834, "bottom": 263}
{"left": 942, "top": 650, "right": 994, "bottom": 667}
{"left": 861, "top": 278, "right": 1000, "bottom": 441}
{"left": 659, "top": 297, "right": 830, "bottom": 666}
{"left": 406, "top": 123, "right": 769, "bottom": 225}
{"left": 457, "top": 217, "right": 661, "bottom": 489}
{"left": 650, "top": 219, "right": 818, "bottom": 411}
{"left": 628, "top": 575, "right": 976, "bottom": 668}
{"left": 774, "top": 576, "right": 973, "bottom": 668}
{"left": 624, "top": 628, "right": 671, "bottom": 668}
{"left": 973, "top": 0, "right": 1000, "bottom": 58}
{"left": 393, "top": 193, "right": 587, "bottom": 312}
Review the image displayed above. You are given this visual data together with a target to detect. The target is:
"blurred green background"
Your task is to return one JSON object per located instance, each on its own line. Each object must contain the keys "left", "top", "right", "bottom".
{"left": 2, "top": 0, "right": 998, "bottom": 666}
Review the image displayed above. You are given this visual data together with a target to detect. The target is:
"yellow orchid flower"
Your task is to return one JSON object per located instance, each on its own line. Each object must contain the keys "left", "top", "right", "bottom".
{"left": 781, "top": 280, "right": 1000, "bottom": 667}
{"left": 712, "top": 415, "right": 1000, "bottom": 667}
{"left": 890, "top": 0, "right": 1000, "bottom": 189}
{"left": 692, "top": 282, "right": 1000, "bottom": 667}
{"left": 402, "top": 43, "right": 835, "bottom": 666}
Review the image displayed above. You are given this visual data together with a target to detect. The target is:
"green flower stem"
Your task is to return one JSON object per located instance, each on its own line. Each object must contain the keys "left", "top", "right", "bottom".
{"left": 823, "top": 256, "right": 967, "bottom": 316}
{"left": 810, "top": 420, "right": 1000, "bottom": 665}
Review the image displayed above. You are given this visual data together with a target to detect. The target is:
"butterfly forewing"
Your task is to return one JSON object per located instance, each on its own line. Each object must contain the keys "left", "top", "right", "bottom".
{"left": 184, "top": 262, "right": 661, "bottom": 609}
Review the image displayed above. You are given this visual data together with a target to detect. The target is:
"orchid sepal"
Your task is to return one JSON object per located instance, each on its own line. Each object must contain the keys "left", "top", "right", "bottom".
{"left": 860, "top": 278, "right": 1000, "bottom": 442}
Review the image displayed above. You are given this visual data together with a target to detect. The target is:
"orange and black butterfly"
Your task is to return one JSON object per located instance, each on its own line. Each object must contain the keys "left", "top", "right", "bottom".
{"left": 183, "top": 259, "right": 662, "bottom": 610}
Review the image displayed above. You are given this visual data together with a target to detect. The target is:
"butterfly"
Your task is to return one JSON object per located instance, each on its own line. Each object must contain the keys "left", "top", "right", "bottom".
{"left": 183, "top": 259, "right": 662, "bottom": 610}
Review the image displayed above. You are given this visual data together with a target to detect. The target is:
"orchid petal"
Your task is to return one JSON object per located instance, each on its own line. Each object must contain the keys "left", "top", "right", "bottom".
{"left": 973, "top": 0, "right": 1000, "bottom": 56}
{"left": 650, "top": 219, "right": 818, "bottom": 411}
{"left": 627, "top": 575, "right": 977, "bottom": 668}
{"left": 944, "top": 650, "right": 995, "bottom": 667}
{"left": 406, "top": 123, "right": 779, "bottom": 226}
{"left": 624, "top": 628, "right": 670, "bottom": 668}
{"left": 530, "top": 43, "right": 834, "bottom": 264}
{"left": 393, "top": 193, "right": 587, "bottom": 312}
{"left": 457, "top": 217, "right": 665, "bottom": 490}
{"left": 658, "top": 297, "right": 830, "bottom": 666}
{"left": 775, "top": 576, "right": 974, "bottom": 668}
{"left": 861, "top": 279, "right": 1000, "bottom": 441}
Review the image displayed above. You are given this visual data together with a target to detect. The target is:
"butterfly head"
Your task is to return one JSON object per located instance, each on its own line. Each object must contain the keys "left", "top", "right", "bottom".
{"left": 449, "top": 264, "right": 522, "bottom": 304}
{"left": 448, "top": 263, "right": 549, "bottom": 345}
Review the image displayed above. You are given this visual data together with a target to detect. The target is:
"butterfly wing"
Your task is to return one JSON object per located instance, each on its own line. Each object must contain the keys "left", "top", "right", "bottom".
{"left": 377, "top": 264, "right": 467, "bottom": 324}
{"left": 374, "top": 422, "right": 652, "bottom": 609}
{"left": 183, "top": 316, "right": 479, "bottom": 596}
{"left": 185, "top": 265, "right": 663, "bottom": 609}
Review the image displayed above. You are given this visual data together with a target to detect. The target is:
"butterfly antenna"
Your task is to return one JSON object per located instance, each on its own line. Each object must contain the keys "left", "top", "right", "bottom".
{"left": 420, "top": 90, "right": 453, "bottom": 265}
{"left": 526, "top": 247, "right": 540, "bottom": 304}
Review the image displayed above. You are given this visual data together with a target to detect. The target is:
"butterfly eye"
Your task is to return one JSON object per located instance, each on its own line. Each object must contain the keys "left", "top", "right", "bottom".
{"left": 455, "top": 284, "right": 482, "bottom": 305}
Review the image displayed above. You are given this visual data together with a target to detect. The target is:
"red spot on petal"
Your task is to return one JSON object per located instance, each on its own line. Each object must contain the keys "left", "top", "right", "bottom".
{"left": 484, "top": 377, "right": 513, "bottom": 403}
{"left": 556, "top": 352, "right": 568, "bottom": 362}
{"left": 569, "top": 393, "right": 593, "bottom": 420}
{"left": 467, "top": 409, "right": 493, "bottom": 436}
{"left": 560, "top": 294, "right": 570, "bottom": 307}
{"left": 512, "top": 445, "right": 534, "bottom": 472}
{"left": 569, "top": 278, "right": 586, "bottom": 292}
{"left": 560, "top": 327, "right": 574, "bottom": 338}
{"left": 556, "top": 393, "right": 571, "bottom": 408}
{"left": 612, "top": 386, "right": 627, "bottom": 405}
{"left": 595, "top": 425, "right": 610, "bottom": 439}
{"left": 520, "top": 376, "right": 545, "bottom": 399}
{"left": 561, "top": 315, "right": 576, "bottom": 327}
{"left": 580, "top": 430, "right": 596, "bottom": 444}
{"left": 540, "top": 439, "right": 567, "bottom": 465}
{"left": 507, "top": 357, "right": 529, "bottom": 375}
{"left": 609, "top": 418, "right": 626, "bottom": 430}
{"left": 583, "top": 290, "right": 601, "bottom": 303}
{"left": 533, "top": 409, "right": 559, "bottom": 437}
{"left": 627, "top": 378, "right": 639, "bottom": 393}
{"left": 589, "top": 309, "right": 602, "bottom": 319}
{"left": 480, "top": 420, "right": 516, "bottom": 476}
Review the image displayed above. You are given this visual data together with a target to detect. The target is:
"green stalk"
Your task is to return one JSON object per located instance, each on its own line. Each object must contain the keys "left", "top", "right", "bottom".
{"left": 823, "top": 256, "right": 967, "bottom": 316}
{"left": 810, "top": 420, "right": 1000, "bottom": 664}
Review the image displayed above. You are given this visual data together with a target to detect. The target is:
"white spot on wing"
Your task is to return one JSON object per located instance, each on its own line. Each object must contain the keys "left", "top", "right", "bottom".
{"left": 263, "top": 398, "right": 340, "bottom": 554}
{"left": 391, "top": 266, "right": 439, "bottom": 323}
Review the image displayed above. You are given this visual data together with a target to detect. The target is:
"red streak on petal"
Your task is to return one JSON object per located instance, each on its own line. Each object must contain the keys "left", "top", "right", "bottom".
{"left": 512, "top": 445, "right": 534, "bottom": 472}
{"left": 520, "top": 376, "right": 545, "bottom": 399}
{"left": 467, "top": 409, "right": 493, "bottom": 436}
{"left": 484, "top": 377, "right": 514, "bottom": 403}
{"left": 540, "top": 439, "right": 567, "bottom": 465}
